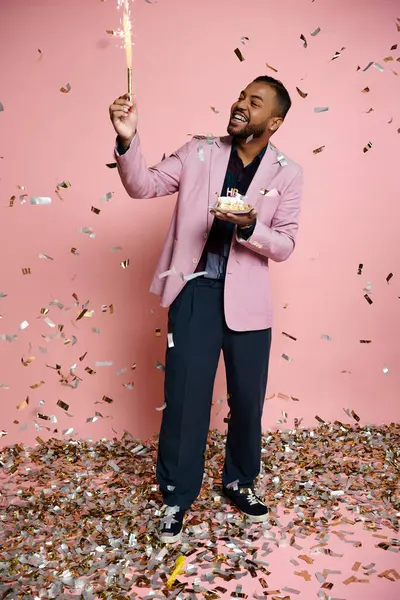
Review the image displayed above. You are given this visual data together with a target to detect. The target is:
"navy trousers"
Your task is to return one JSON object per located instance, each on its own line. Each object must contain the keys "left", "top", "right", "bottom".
{"left": 156, "top": 277, "right": 271, "bottom": 510}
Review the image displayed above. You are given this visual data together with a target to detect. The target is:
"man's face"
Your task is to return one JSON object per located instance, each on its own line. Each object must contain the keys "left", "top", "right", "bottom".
{"left": 227, "top": 82, "right": 283, "bottom": 139}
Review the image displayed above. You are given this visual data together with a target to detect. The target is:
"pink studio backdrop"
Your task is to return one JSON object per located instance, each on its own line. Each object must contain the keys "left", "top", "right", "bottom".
{"left": 0, "top": 0, "right": 399, "bottom": 447}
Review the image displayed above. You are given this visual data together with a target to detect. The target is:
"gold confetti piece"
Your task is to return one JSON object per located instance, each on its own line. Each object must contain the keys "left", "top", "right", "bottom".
{"left": 16, "top": 397, "right": 29, "bottom": 411}
{"left": 365, "top": 107, "right": 374, "bottom": 114}
{"left": 383, "top": 56, "right": 394, "bottom": 62}
{"left": 357, "top": 263, "right": 363, "bottom": 275}
{"left": 155, "top": 328, "right": 161, "bottom": 337}
{"left": 234, "top": 48, "right": 245, "bottom": 61}
{"left": 211, "top": 106, "right": 220, "bottom": 113}
{"left": 352, "top": 561, "right": 361, "bottom": 571}
{"left": 386, "top": 272, "right": 393, "bottom": 283}
{"left": 106, "top": 162, "right": 117, "bottom": 168}
{"left": 57, "top": 399, "right": 69, "bottom": 411}
{"left": 167, "top": 555, "right": 185, "bottom": 587}
{"left": 38, "top": 253, "right": 54, "bottom": 260}
{"left": 0, "top": 430, "right": 8, "bottom": 437}
{"left": 360, "top": 339, "right": 371, "bottom": 343}
{"left": 296, "top": 86, "right": 308, "bottom": 98}
{"left": 282, "top": 353, "right": 292, "bottom": 362}
{"left": 343, "top": 576, "right": 357, "bottom": 585}
{"left": 91, "top": 206, "right": 101, "bottom": 215}
{"left": 300, "top": 34, "right": 307, "bottom": 48}
{"left": 363, "top": 141, "right": 372, "bottom": 153}
{"left": 85, "top": 366, "right": 96, "bottom": 375}
{"left": 30, "top": 380, "right": 45, "bottom": 389}
{"left": 364, "top": 293, "right": 373, "bottom": 304}
{"left": 240, "top": 36, "right": 249, "bottom": 44}
{"left": 109, "top": 303, "right": 114, "bottom": 314}
{"left": 311, "top": 27, "right": 321, "bottom": 36}
{"left": 60, "top": 83, "right": 71, "bottom": 93}
{"left": 56, "top": 180, "right": 71, "bottom": 191}
{"left": 102, "top": 395, "right": 113, "bottom": 403}
{"left": 123, "top": 382, "right": 134, "bottom": 389}
{"left": 282, "top": 331, "right": 297, "bottom": 341}
{"left": 298, "top": 554, "right": 314, "bottom": 564}
{"left": 79, "top": 351, "right": 87, "bottom": 362}
{"left": 120, "top": 259, "right": 130, "bottom": 268}
{"left": 313, "top": 145, "right": 325, "bottom": 154}
{"left": 361, "top": 87, "right": 370, "bottom": 93}
{"left": 71, "top": 247, "right": 80, "bottom": 255}
{"left": 382, "top": 366, "right": 389, "bottom": 374}
{"left": 76, "top": 308, "right": 88, "bottom": 320}
{"left": 9, "top": 195, "right": 16, "bottom": 207}
{"left": 314, "top": 107, "right": 329, "bottom": 112}
{"left": 22, "top": 268, "right": 31, "bottom": 275}
{"left": 294, "top": 571, "right": 312, "bottom": 582}
{"left": 266, "top": 62, "right": 278, "bottom": 72}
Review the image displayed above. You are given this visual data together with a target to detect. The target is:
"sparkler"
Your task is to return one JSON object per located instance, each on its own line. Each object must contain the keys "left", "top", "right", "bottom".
{"left": 118, "top": 0, "right": 133, "bottom": 102}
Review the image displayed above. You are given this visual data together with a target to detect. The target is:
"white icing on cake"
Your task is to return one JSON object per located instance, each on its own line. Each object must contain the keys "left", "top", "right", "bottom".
{"left": 216, "top": 193, "right": 249, "bottom": 211}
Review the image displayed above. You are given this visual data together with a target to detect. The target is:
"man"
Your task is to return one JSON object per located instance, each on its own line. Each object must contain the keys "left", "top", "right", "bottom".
{"left": 109, "top": 76, "right": 303, "bottom": 543}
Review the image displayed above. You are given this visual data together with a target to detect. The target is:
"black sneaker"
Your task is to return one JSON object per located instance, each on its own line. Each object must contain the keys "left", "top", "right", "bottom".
{"left": 159, "top": 505, "right": 185, "bottom": 544}
{"left": 223, "top": 486, "right": 269, "bottom": 522}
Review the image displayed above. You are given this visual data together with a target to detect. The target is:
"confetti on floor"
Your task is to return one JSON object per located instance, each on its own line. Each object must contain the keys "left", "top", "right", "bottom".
{"left": 0, "top": 423, "right": 399, "bottom": 599}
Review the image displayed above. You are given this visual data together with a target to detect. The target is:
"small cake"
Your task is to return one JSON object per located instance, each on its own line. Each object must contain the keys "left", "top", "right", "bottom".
{"left": 216, "top": 193, "right": 250, "bottom": 212}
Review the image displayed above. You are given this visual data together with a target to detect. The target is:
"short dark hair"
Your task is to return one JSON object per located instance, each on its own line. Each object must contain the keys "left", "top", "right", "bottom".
{"left": 253, "top": 75, "right": 292, "bottom": 119}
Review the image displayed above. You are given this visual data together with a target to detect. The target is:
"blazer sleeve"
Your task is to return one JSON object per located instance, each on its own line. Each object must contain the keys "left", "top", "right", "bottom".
{"left": 115, "top": 133, "right": 193, "bottom": 199}
{"left": 236, "top": 167, "right": 303, "bottom": 262}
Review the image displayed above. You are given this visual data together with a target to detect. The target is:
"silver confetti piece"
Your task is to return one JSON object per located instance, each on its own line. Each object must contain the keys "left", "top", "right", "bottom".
{"left": 155, "top": 361, "right": 165, "bottom": 372}
{"left": 282, "top": 353, "right": 292, "bottom": 362}
{"left": 38, "top": 253, "right": 54, "bottom": 260}
{"left": 197, "top": 145, "right": 205, "bottom": 161}
{"left": 80, "top": 227, "right": 95, "bottom": 239}
{"left": 167, "top": 333, "right": 174, "bottom": 348}
{"left": 95, "top": 361, "right": 113, "bottom": 367}
{"left": 314, "top": 107, "right": 329, "bottom": 113}
{"left": 44, "top": 317, "right": 56, "bottom": 328}
{"left": 156, "top": 402, "right": 167, "bottom": 411}
{"left": 311, "top": 27, "right": 321, "bottom": 36}
{"left": 19, "top": 320, "right": 29, "bottom": 330}
{"left": 382, "top": 366, "right": 389, "bottom": 374}
{"left": 100, "top": 192, "right": 113, "bottom": 203}
{"left": 321, "top": 334, "right": 332, "bottom": 341}
{"left": 0, "top": 292, "right": 7, "bottom": 298}
{"left": 182, "top": 271, "right": 208, "bottom": 281}
{"left": 30, "top": 197, "right": 52, "bottom": 205}
{"left": 110, "top": 246, "right": 123, "bottom": 252}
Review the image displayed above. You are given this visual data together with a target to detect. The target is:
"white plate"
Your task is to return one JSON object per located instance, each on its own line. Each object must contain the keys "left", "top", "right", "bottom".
{"left": 209, "top": 203, "right": 253, "bottom": 215}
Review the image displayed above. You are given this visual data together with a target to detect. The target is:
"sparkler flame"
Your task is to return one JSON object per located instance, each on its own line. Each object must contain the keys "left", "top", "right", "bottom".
{"left": 118, "top": 0, "right": 133, "bottom": 68}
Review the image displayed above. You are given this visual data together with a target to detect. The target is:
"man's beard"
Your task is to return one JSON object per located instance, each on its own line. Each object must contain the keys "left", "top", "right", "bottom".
{"left": 227, "top": 119, "right": 268, "bottom": 139}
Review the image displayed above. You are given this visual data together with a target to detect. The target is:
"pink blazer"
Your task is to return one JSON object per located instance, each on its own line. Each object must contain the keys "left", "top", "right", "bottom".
{"left": 115, "top": 134, "right": 303, "bottom": 332}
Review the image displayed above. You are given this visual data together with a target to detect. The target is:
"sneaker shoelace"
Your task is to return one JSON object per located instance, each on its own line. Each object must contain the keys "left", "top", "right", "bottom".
{"left": 161, "top": 505, "right": 180, "bottom": 530}
{"left": 246, "top": 491, "right": 260, "bottom": 506}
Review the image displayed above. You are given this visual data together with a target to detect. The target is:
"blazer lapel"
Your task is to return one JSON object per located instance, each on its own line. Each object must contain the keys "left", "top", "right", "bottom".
{"left": 208, "top": 136, "right": 233, "bottom": 205}
{"left": 244, "top": 143, "right": 281, "bottom": 209}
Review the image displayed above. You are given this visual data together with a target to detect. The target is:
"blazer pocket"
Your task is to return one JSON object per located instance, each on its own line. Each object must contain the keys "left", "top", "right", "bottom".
{"left": 247, "top": 265, "right": 272, "bottom": 315}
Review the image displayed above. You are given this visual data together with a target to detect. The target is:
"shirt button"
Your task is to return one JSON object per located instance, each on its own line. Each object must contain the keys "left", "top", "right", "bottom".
{"left": 192, "top": 258, "right": 198, "bottom": 264}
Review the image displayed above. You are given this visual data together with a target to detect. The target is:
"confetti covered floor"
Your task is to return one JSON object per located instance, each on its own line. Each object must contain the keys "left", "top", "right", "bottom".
{"left": 1, "top": 423, "right": 399, "bottom": 600}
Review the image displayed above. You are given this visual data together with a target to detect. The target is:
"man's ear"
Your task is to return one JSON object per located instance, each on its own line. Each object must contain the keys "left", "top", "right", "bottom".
{"left": 269, "top": 117, "right": 283, "bottom": 133}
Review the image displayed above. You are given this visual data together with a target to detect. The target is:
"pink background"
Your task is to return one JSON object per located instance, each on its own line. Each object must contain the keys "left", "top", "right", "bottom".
{"left": 0, "top": 0, "right": 399, "bottom": 447}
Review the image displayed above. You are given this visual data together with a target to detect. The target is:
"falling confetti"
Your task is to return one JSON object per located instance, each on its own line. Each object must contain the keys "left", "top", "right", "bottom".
{"left": 321, "top": 334, "right": 332, "bottom": 341}
{"left": 0, "top": 102, "right": 4, "bottom": 112}
{"left": 155, "top": 402, "right": 167, "bottom": 411}
{"left": 106, "top": 162, "right": 117, "bottom": 168}
{"left": 382, "top": 366, "right": 389, "bottom": 374}
{"left": 313, "top": 145, "right": 325, "bottom": 154}
{"left": 60, "top": 83, "right": 71, "bottom": 93}
{"left": 210, "top": 106, "right": 220, "bottom": 114}
{"left": 282, "top": 331, "right": 297, "bottom": 341}
{"left": 362, "top": 62, "right": 384, "bottom": 72}
{"left": 22, "top": 268, "right": 31, "bottom": 275}
{"left": 265, "top": 62, "right": 278, "bottom": 72}
{"left": 282, "top": 353, "right": 292, "bottom": 363}
{"left": 364, "top": 293, "right": 373, "bottom": 304}
{"left": 300, "top": 34, "right": 308, "bottom": 48}
{"left": 120, "top": 259, "right": 130, "bottom": 268}
{"left": 358, "top": 263, "right": 363, "bottom": 275}
{"left": 363, "top": 141, "right": 373, "bottom": 153}
{"left": 314, "top": 107, "right": 329, "bottom": 112}
{"left": 240, "top": 36, "right": 249, "bottom": 44}
{"left": 30, "top": 197, "right": 51, "bottom": 205}
{"left": 296, "top": 86, "right": 308, "bottom": 98}
{"left": 330, "top": 48, "right": 345, "bottom": 61}
{"left": 234, "top": 48, "right": 245, "bottom": 62}
{"left": 386, "top": 272, "right": 393, "bottom": 283}
{"left": 91, "top": 206, "right": 101, "bottom": 215}
{"left": 310, "top": 27, "right": 321, "bottom": 36}
{"left": 362, "top": 87, "right": 370, "bottom": 93}
{"left": 155, "top": 361, "right": 165, "bottom": 372}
